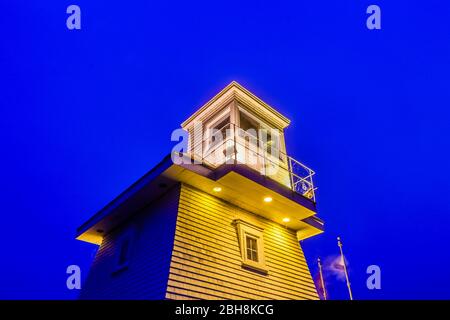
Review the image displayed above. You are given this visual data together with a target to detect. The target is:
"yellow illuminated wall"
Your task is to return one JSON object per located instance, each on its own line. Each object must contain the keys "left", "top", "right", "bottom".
{"left": 166, "top": 183, "right": 319, "bottom": 300}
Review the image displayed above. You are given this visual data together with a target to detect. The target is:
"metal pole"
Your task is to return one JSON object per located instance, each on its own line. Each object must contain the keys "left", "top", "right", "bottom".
{"left": 337, "top": 236, "right": 353, "bottom": 300}
{"left": 317, "top": 258, "right": 327, "bottom": 300}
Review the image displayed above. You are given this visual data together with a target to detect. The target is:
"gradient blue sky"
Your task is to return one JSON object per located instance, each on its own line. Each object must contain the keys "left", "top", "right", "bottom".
{"left": 1, "top": 1, "right": 449, "bottom": 299}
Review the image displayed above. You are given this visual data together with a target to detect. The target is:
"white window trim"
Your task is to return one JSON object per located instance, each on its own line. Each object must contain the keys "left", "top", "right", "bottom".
{"left": 234, "top": 219, "right": 268, "bottom": 274}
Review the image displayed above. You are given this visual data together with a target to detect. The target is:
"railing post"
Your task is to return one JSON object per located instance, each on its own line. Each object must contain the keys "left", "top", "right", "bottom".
{"left": 288, "top": 157, "right": 295, "bottom": 192}
{"left": 233, "top": 123, "right": 237, "bottom": 165}
{"left": 310, "top": 170, "right": 316, "bottom": 202}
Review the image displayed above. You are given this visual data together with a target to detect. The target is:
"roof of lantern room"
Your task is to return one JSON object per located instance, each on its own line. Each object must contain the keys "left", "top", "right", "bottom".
{"left": 181, "top": 81, "right": 291, "bottom": 130}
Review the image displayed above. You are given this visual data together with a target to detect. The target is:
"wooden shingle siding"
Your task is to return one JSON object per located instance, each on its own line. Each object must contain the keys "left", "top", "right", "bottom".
{"left": 166, "top": 184, "right": 319, "bottom": 300}
{"left": 80, "top": 185, "right": 180, "bottom": 300}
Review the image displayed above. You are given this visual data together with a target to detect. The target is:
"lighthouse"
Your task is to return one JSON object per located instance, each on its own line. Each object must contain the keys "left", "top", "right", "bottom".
{"left": 77, "top": 82, "right": 324, "bottom": 299}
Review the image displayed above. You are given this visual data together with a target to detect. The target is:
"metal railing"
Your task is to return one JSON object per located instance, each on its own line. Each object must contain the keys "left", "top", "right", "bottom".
{"left": 186, "top": 123, "right": 317, "bottom": 202}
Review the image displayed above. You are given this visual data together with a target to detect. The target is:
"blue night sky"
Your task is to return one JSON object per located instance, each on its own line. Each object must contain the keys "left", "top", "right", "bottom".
{"left": 1, "top": 1, "right": 449, "bottom": 299}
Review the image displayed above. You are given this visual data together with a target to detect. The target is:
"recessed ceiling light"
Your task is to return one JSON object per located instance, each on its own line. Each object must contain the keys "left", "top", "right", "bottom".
{"left": 213, "top": 187, "right": 222, "bottom": 192}
{"left": 282, "top": 217, "right": 290, "bottom": 223}
{"left": 263, "top": 196, "right": 273, "bottom": 203}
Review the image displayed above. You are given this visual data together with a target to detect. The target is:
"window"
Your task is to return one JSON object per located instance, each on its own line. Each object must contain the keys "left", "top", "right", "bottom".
{"left": 204, "top": 108, "right": 231, "bottom": 155}
{"left": 210, "top": 116, "right": 230, "bottom": 145}
{"left": 246, "top": 236, "right": 258, "bottom": 262}
{"left": 239, "top": 111, "right": 259, "bottom": 133}
{"left": 234, "top": 219, "right": 268, "bottom": 274}
{"left": 118, "top": 238, "right": 130, "bottom": 267}
{"left": 238, "top": 108, "right": 283, "bottom": 158}
{"left": 238, "top": 111, "right": 259, "bottom": 142}
{"left": 114, "top": 228, "right": 135, "bottom": 273}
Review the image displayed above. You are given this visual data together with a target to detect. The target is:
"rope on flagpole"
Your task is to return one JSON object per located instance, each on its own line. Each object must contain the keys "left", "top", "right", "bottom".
{"left": 337, "top": 236, "right": 353, "bottom": 300}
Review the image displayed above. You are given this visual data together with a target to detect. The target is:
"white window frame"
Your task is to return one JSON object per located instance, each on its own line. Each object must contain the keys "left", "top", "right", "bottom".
{"left": 234, "top": 219, "right": 268, "bottom": 274}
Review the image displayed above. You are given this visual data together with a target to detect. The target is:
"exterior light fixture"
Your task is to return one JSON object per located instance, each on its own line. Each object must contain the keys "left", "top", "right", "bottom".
{"left": 263, "top": 196, "right": 273, "bottom": 203}
{"left": 213, "top": 187, "right": 222, "bottom": 192}
{"left": 282, "top": 217, "right": 290, "bottom": 223}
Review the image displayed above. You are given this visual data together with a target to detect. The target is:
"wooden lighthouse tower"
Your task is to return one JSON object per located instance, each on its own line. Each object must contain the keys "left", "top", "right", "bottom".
{"left": 77, "top": 82, "right": 324, "bottom": 299}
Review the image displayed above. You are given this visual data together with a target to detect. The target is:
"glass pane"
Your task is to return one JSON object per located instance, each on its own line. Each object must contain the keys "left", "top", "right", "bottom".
{"left": 240, "top": 112, "right": 258, "bottom": 132}
{"left": 245, "top": 236, "right": 258, "bottom": 262}
{"left": 213, "top": 117, "right": 230, "bottom": 137}
{"left": 208, "top": 116, "right": 230, "bottom": 147}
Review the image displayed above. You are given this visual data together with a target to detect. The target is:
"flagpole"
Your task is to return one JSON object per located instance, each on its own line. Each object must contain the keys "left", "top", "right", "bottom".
{"left": 317, "top": 258, "right": 327, "bottom": 300}
{"left": 337, "top": 236, "right": 353, "bottom": 300}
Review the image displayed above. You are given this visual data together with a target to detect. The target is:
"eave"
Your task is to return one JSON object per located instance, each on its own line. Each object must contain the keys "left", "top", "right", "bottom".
{"left": 76, "top": 154, "right": 323, "bottom": 245}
